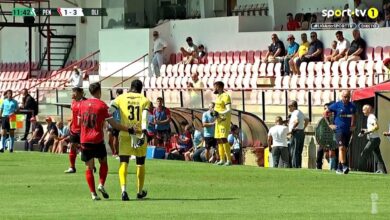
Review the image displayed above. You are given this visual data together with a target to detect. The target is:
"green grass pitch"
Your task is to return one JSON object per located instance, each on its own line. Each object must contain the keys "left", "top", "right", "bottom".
{"left": 0, "top": 152, "right": 389, "bottom": 219}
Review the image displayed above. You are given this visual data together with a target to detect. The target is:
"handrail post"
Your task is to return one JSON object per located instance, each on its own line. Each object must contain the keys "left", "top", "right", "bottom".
{"left": 308, "top": 91, "right": 312, "bottom": 122}
{"left": 162, "top": 90, "right": 166, "bottom": 106}
{"left": 201, "top": 89, "right": 204, "bottom": 109}
{"left": 285, "top": 90, "right": 288, "bottom": 119}
{"left": 242, "top": 90, "right": 245, "bottom": 112}
{"left": 180, "top": 90, "right": 183, "bottom": 107}
{"left": 56, "top": 89, "right": 59, "bottom": 115}
{"left": 262, "top": 90, "right": 265, "bottom": 121}
{"left": 333, "top": 89, "right": 336, "bottom": 102}
{"left": 238, "top": 111, "right": 243, "bottom": 165}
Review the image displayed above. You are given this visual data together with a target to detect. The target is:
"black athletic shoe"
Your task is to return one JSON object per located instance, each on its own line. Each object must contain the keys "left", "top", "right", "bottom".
{"left": 122, "top": 191, "right": 130, "bottom": 201}
{"left": 0, "top": 149, "right": 4, "bottom": 153}
{"left": 98, "top": 185, "right": 109, "bottom": 199}
{"left": 137, "top": 190, "right": 147, "bottom": 200}
{"left": 9, "top": 149, "right": 13, "bottom": 153}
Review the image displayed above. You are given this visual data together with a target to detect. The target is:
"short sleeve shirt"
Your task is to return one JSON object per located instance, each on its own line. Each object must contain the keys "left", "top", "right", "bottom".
{"left": 287, "top": 42, "right": 299, "bottom": 56}
{"left": 307, "top": 40, "right": 324, "bottom": 59}
{"left": 202, "top": 111, "right": 215, "bottom": 138}
{"left": 328, "top": 101, "right": 357, "bottom": 134}
{"left": 348, "top": 38, "right": 367, "bottom": 59}
{"left": 298, "top": 42, "right": 310, "bottom": 57}
{"left": 269, "top": 40, "right": 286, "bottom": 56}
{"left": 0, "top": 99, "right": 18, "bottom": 117}
{"left": 336, "top": 39, "right": 350, "bottom": 54}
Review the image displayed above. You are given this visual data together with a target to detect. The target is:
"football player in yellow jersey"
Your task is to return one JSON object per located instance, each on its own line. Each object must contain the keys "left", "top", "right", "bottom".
{"left": 110, "top": 79, "right": 151, "bottom": 201}
{"left": 213, "top": 81, "right": 232, "bottom": 166}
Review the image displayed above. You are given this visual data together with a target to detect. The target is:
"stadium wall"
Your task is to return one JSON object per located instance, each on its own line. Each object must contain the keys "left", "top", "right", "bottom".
{"left": 98, "top": 16, "right": 390, "bottom": 79}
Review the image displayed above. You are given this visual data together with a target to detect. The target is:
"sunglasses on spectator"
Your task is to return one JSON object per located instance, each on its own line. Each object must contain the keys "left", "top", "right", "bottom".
{"left": 310, "top": 35, "right": 316, "bottom": 38}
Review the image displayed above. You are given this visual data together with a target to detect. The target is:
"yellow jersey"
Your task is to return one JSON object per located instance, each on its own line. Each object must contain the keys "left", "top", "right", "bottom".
{"left": 214, "top": 92, "right": 231, "bottom": 114}
{"left": 111, "top": 92, "right": 151, "bottom": 156}
{"left": 298, "top": 42, "right": 310, "bottom": 57}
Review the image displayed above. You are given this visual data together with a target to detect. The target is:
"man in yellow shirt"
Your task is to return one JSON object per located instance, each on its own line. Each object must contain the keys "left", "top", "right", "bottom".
{"left": 289, "top": 33, "right": 309, "bottom": 75}
{"left": 213, "top": 81, "right": 232, "bottom": 166}
{"left": 110, "top": 79, "right": 151, "bottom": 201}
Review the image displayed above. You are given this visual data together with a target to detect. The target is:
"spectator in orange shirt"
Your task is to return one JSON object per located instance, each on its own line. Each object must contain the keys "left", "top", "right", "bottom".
{"left": 286, "top": 13, "right": 300, "bottom": 31}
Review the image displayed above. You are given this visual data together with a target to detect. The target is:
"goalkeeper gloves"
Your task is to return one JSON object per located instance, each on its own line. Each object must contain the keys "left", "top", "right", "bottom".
{"left": 134, "top": 130, "right": 148, "bottom": 149}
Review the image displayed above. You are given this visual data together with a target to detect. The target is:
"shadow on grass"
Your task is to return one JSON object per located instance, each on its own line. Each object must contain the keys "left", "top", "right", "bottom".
{"left": 105, "top": 198, "right": 238, "bottom": 202}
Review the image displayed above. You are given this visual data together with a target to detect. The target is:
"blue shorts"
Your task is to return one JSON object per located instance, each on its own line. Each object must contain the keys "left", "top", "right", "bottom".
{"left": 335, "top": 132, "right": 351, "bottom": 148}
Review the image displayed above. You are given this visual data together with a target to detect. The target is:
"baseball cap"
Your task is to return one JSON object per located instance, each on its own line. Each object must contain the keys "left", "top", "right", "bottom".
{"left": 287, "top": 34, "right": 295, "bottom": 40}
{"left": 45, "top": 116, "right": 52, "bottom": 122}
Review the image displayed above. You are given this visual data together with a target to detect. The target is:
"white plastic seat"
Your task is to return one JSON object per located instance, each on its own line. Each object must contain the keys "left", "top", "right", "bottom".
{"left": 266, "top": 62, "right": 275, "bottom": 77}
{"left": 259, "top": 62, "right": 267, "bottom": 77}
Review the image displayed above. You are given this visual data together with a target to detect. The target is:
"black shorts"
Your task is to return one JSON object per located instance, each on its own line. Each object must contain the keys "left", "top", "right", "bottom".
{"left": 69, "top": 132, "right": 80, "bottom": 144}
{"left": 204, "top": 137, "right": 217, "bottom": 149}
{"left": 112, "top": 129, "right": 120, "bottom": 137}
{"left": 1, "top": 116, "right": 15, "bottom": 131}
{"left": 335, "top": 132, "right": 351, "bottom": 148}
{"left": 80, "top": 142, "right": 107, "bottom": 162}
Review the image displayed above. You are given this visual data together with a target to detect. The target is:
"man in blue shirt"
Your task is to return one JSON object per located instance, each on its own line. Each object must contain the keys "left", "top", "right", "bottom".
{"left": 202, "top": 102, "right": 216, "bottom": 161}
{"left": 325, "top": 90, "right": 356, "bottom": 174}
{"left": 283, "top": 34, "right": 299, "bottom": 76}
{"left": 0, "top": 90, "right": 19, "bottom": 153}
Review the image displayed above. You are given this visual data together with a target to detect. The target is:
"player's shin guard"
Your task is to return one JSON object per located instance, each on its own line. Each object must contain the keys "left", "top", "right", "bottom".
{"left": 99, "top": 162, "right": 108, "bottom": 186}
{"left": 223, "top": 143, "right": 232, "bottom": 162}
{"left": 69, "top": 148, "right": 77, "bottom": 169}
{"left": 218, "top": 144, "right": 226, "bottom": 162}
{"left": 86, "top": 169, "right": 96, "bottom": 193}
{"left": 136, "top": 165, "right": 145, "bottom": 194}
{"left": 119, "top": 162, "right": 128, "bottom": 192}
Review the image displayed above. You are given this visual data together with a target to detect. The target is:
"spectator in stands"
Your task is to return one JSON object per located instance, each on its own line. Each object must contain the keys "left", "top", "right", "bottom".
{"left": 286, "top": 13, "right": 300, "bottom": 31}
{"left": 289, "top": 33, "right": 309, "bottom": 75}
{"left": 154, "top": 97, "right": 171, "bottom": 148}
{"left": 180, "top": 37, "right": 198, "bottom": 64}
{"left": 69, "top": 66, "right": 83, "bottom": 88}
{"left": 382, "top": 10, "right": 390, "bottom": 27}
{"left": 268, "top": 116, "right": 289, "bottom": 168}
{"left": 354, "top": 0, "right": 367, "bottom": 10}
{"left": 0, "top": 90, "right": 19, "bottom": 153}
{"left": 288, "top": 101, "right": 309, "bottom": 168}
{"left": 325, "top": 91, "right": 356, "bottom": 174}
{"left": 24, "top": 117, "right": 43, "bottom": 151}
{"left": 325, "top": 31, "right": 350, "bottom": 62}
{"left": 263, "top": 34, "right": 286, "bottom": 63}
{"left": 294, "top": 32, "right": 323, "bottom": 70}
{"left": 358, "top": 104, "right": 386, "bottom": 173}
{"left": 228, "top": 125, "right": 247, "bottom": 164}
{"left": 52, "top": 120, "right": 69, "bottom": 154}
{"left": 20, "top": 88, "right": 38, "bottom": 141}
{"left": 309, "top": 14, "right": 317, "bottom": 30}
{"left": 172, "top": 122, "right": 192, "bottom": 159}
{"left": 283, "top": 34, "right": 299, "bottom": 75}
{"left": 151, "top": 31, "right": 167, "bottom": 77}
{"left": 194, "top": 44, "right": 206, "bottom": 64}
{"left": 187, "top": 72, "right": 204, "bottom": 108}
{"left": 202, "top": 102, "right": 217, "bottom": 162}
{"left": 340, "top": 29, "right": 366, "bottom": 62}
{"left": 39, "top": 117, "right": 58, "bottom": 152}
{"left": 300, "top": 13, "right": 311, "bottom": 30}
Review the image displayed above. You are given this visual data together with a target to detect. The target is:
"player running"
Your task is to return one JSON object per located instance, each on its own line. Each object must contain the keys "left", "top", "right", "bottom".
{"left": 64, "top": 87, "right": 86, "bottom": 173}
{"left": 110, "top": 79, "right": 150, "bottom": 201}
{"left": 79, "top": 82, "right": 113, "bottom": 200}
{"left": 213, "top": 81, "right": 232, "bottom": 166}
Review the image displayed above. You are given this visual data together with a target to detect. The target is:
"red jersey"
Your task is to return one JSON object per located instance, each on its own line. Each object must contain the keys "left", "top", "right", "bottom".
{"left": 70, "top": 98, "right": 85, "bottom": 134}
{"left": 79, "top": 98, "right": 111, "bottom": 144}
{"left": 287, "top": 20, "right": 300, "bottom": 31}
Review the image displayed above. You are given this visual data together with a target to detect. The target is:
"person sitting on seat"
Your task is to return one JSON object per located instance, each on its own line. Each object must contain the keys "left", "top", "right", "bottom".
{"left": 171, "top": 122, "right": 192, "bottom": 159}
{"left": 180, "top": 37, "right": 198, "bottom": 64}
{"left": 262, "top": 34, "right": 286, "bottom": 63}
{"left": 25, "top": 117, "right": 44, "bottom": 151}
{"left": 52, "top": 120, "right": 70, "bottom": 154}
{"left": 194, "top": 44, "right": 206, "bottom": 64}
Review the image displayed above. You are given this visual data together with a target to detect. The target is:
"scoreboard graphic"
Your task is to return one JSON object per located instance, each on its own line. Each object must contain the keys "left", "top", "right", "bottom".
{"left": 12, "top": 8, "right": 107, "bottom": 17}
